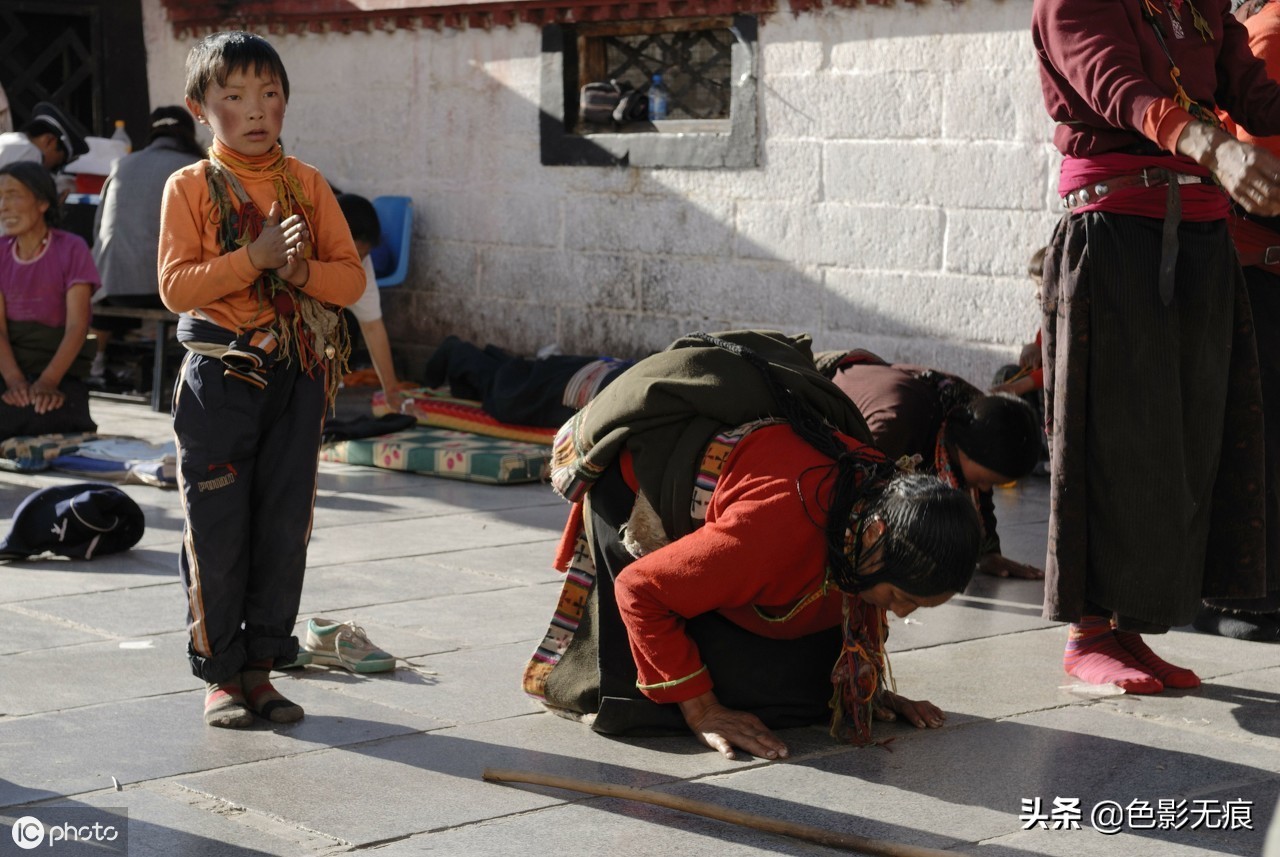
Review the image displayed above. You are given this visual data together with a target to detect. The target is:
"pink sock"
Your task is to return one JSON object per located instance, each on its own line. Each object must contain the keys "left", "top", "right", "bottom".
{"left": 1063, "top": 617, "right": 1163, "bottom": 694}
{"left": 1113, "top": 629, "right": 1200, "bottom": 689}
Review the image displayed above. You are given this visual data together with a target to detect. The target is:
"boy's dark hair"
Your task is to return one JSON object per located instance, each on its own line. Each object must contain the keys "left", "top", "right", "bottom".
{"left": 336, "top": 194, "right": 382, "bottom": 246}
{"left": 949, "top": 393, "right": 1041, "bottom": 482}
{"left": 0, "top": 161, "right": 62, "bottom": 227}
{"left": 185, "top": 31, "right": 290, "bottom": 106}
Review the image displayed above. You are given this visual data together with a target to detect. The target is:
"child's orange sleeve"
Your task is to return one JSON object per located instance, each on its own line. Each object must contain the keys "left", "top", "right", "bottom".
{"left": 296, "top": 173, "right": 365, "bottom": 308}
{"left": 158, "top": 163, "right": 262, "bottom": 313}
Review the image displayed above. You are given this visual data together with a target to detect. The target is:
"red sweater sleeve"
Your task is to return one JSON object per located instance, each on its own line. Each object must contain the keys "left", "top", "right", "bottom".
{"left": 1142, "top": 99, "right": 1196, "bottom": 154}
{"left": 158, "top": 163, "right": 257, "bottom": 312}
{"left": 1034, "top": 0, "right": 1174, "bottom": 141}
{"left": 613, "top": 425, "right": 851, "bottom": 704}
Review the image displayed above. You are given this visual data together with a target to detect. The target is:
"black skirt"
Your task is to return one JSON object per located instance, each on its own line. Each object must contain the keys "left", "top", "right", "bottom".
{"left": 1040, "top": 212, "right": 1266, "bottom": 630}
{"left": 542, "top": 462, "right": 841, "bottom": 736}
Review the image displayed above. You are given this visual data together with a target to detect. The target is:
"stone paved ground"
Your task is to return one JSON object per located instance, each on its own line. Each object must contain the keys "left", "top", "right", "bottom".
{"left": 1, "top": 398, "right": 1277, "bottom": 856}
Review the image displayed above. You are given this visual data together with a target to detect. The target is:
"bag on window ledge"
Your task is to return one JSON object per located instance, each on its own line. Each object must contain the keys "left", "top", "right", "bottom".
{"left": 579, "top": 79, "right": 649, "bottom": 126}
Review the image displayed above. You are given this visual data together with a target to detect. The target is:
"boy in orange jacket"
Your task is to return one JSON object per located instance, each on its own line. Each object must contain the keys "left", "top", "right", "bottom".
{"left": 158, "top": 31, "right": 365, "bottom": 727}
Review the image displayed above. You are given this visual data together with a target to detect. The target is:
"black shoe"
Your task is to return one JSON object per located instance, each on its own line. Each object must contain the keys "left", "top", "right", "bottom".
{"left": 1192, "top": 606, "right": 1280, "bottom": 642}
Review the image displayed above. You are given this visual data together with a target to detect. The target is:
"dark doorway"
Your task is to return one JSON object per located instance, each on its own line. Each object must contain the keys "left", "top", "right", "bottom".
{"left": 0, "top": 0, "right": 149, "bottom": 143}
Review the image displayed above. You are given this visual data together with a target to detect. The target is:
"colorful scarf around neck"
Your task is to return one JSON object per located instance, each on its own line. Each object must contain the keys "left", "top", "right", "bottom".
{"left": 204, "top": 141, "right": 349, "bottom": 405}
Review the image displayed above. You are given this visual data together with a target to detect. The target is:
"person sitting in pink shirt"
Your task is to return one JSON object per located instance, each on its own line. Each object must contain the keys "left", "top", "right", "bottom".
{"left": 0, "top": 161, "right": 99, "bottom": 438}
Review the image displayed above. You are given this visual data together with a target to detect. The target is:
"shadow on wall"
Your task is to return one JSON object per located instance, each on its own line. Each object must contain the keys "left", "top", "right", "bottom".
{"left": 324, "top": 14, "right": 1058, "bottom": 387}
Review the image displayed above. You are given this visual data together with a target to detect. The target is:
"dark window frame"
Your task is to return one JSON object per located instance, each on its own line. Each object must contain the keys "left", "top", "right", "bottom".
{"left": 540, "top": 13, "right": 758, "bottom": 168}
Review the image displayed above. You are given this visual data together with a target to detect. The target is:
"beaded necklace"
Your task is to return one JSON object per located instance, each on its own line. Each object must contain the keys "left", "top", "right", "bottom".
{"left": 1140, "top": 0, "right": 1227, "bottom": 130}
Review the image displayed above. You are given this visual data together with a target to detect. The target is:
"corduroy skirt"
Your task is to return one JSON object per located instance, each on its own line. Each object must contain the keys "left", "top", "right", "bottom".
{"left": 1040, "top": 212, "right": 1266, "bottom": 631}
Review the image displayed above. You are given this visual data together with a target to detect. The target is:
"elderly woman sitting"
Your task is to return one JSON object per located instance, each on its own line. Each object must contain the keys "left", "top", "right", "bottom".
{"left": 0, "top": 161, "right": 99, "bottom": 438}
{"left": 525, "top": 331, "right": 982, "bottom": 760}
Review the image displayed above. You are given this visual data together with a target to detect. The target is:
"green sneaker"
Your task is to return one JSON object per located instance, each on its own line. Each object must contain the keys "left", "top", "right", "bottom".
{"left": 303, "top": 618, "right": 396, "bottom": 673}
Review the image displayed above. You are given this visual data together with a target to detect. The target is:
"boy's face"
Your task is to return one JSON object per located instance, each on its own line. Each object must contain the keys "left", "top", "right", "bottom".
{"left": 187, "top": 65, "right": 286, "bottom": 158}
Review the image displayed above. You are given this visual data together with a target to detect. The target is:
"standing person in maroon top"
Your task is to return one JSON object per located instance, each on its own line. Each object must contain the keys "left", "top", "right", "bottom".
{"left": 1033, "top": 0, "right": 1280, "bottom": 692}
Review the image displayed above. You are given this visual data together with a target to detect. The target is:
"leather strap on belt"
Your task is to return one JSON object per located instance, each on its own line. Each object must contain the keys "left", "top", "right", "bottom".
{"left": 1157, "top": 169, "right": 1181, "bottom": 306}
{"left": 1061, "top": 168, "right": 1216, "bottom": 306}
{"left": 1236, "top": 245, "right": 1280, "bottom": 268}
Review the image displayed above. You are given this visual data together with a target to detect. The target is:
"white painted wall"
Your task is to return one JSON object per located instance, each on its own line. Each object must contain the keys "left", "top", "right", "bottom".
{"left": 141, "top": 0, "right": 1062, "bottom": 384}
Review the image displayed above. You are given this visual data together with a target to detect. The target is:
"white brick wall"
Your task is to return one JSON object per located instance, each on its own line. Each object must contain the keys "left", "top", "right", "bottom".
{"left": 141, "top": 0, "right": 1058, "bottom": 384}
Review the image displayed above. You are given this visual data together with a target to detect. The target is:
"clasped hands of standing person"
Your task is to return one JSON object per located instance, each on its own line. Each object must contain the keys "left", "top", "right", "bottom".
{"left": 1180, "top": 122, "right": 1280, "bottom": 216}
{"left": 246, "top": 201, "right": 309, "bottom": 286}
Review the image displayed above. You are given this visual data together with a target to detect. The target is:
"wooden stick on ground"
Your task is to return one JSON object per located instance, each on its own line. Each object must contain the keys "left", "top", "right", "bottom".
{"left": 482, "top": 768, "right": 966, "bottom": 857}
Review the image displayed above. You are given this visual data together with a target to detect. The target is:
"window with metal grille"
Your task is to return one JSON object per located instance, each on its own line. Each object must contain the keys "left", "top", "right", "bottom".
{"left": 580, "top": 20, "right": 734, "bottom": 125}
{"left": 540, "top": 15, "right": 758, "bottom": 168}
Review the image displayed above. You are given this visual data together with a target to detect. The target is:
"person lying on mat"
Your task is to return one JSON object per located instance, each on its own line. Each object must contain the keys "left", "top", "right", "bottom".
{"left": 524, "top": 331, "right": 981, "bottom": 760}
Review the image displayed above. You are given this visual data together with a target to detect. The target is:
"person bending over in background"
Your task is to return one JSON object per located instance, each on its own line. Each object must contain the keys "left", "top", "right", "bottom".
{"left": 826, "top": 353, "right": 1043, "bottom": 580}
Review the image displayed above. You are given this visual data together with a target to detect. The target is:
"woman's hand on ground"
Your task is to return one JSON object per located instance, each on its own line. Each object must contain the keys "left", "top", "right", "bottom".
{"left": 874, "top": 690, "right": 945, "bottom": 729}
{"left": 679, "top": 691, "right": 789, "bottom": 761}
{"left": 977, "top": 553, "right": 1045, "bottom": 580}
{"left": 383, "top": 382, "right": 415, "bottom": 414}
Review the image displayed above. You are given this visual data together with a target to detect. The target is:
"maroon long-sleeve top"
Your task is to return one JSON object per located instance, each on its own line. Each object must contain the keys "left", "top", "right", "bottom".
{"left": 1033, "top": 0, "right": 1280, "bottom": 157}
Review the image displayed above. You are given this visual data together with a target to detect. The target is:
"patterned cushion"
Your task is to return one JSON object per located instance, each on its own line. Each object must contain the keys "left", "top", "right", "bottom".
{"left": 320, "top": 426, "right": 550, "bottom": 485}
{"left": 0, "top": 433, "right": 98, "bottom": 472}
{"left": 372, "top": 388, "right": 556, "bottom": 446}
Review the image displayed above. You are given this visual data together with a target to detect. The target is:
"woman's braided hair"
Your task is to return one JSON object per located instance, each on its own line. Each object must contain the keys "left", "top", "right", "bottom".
{"left": 688, "top": 333, "right": 980, "bottom": 597}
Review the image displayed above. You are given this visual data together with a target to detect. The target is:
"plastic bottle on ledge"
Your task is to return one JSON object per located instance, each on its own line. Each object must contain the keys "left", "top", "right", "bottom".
{"left": 648, "top": 74, "right": 669, "bottom": 122}
{"left": 111, "top": 119, "right": 132, "bottom": 153}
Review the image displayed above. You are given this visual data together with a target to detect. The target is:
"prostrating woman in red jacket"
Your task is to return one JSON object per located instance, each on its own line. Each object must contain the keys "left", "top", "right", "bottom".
{"left": 525, "top": 331, "right": 983, "bottom": 760}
